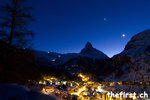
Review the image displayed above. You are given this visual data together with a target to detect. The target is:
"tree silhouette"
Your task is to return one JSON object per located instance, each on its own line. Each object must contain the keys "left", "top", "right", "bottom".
{"left": 0, "top": 0, "right": 34, "bottom": 49}
{"left": 0, "top": 0, "right": 35, "bottom": 82}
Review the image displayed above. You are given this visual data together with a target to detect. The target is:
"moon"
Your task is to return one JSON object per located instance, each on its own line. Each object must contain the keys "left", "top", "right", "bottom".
{"left": 122, "top": 34, "right": 126, "bottom": 38}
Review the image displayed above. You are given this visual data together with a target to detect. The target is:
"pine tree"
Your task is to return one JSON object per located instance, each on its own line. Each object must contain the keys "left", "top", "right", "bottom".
{"left": 0, "top": 0, "right": 34, "bottom": 49}
{"left": 0, "top": 0, "right": 34, "bottom": 82}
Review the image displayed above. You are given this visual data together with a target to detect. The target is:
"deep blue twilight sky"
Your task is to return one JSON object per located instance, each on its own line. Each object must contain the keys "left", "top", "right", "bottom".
{"left": 29, "top": 0, "right": 150, "bottom": 57}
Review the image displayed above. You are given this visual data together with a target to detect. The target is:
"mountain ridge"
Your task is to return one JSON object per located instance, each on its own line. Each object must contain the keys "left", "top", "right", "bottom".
{"left": 34, "top": 41, "right": 109, "bottom": 67}
{"left": 105, "top": 29, "right": 150, "bottom": 83}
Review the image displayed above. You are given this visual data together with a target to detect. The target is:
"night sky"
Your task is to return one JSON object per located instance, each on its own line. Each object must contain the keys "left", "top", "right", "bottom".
{"left": 3, "top": 0, "right": 150, "bottom": 57}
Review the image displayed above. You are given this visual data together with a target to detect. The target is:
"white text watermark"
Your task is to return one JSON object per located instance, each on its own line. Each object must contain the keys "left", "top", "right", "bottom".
{"left": 107, "top": 91, "right": 148, "bottom": 99}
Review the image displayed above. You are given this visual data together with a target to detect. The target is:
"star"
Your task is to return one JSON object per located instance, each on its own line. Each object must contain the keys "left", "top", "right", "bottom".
{"left": 104, "top": 18, "right": 107, "bottom": 21}
{"left": 122, "top": 34, "right": 126, "bottom": 38}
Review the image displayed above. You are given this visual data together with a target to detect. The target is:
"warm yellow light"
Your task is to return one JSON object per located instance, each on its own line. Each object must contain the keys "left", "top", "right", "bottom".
{"left": 61, "top": 81, "right": 67, "bottom": 85}
{"left": 41, "top": 86, "right": 54, "bottom": 94}
{"left": 40, "top": 74, "right": 109, "bottom": 100}
{"left": 96, "top": 86, "right": 103, "bottom": 92}
{"left": 43, "top": 75, "right": 57, "bottom": 82}
{"left": 117, "top": 82, "right": 122, "bottom": 85}
{"left": 71, "top": 86, "right": 86, "bottom": 96}
{"left": 78, "top": 73, "right": 89, "bottom": 82}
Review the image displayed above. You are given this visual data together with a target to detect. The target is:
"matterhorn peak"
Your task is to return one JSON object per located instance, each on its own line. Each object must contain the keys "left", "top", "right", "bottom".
{"left": 85, "top": 41, "right": 93, "bottom": 49}
{"left": 80, "top": 41, "right": 109, "bottom": 59}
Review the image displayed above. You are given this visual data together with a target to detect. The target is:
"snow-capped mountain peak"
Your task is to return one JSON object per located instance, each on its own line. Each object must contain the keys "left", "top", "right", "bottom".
{"left": 80, "top": 42, "right": 109, "bottom": 59}
{"left": 84, "top": 41, "right": 93, "bottom": 49}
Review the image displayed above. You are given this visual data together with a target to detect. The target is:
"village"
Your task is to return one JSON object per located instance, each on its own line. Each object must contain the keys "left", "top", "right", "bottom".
{"left": 31, "top": 73, "right": 150, "bottom": 100}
